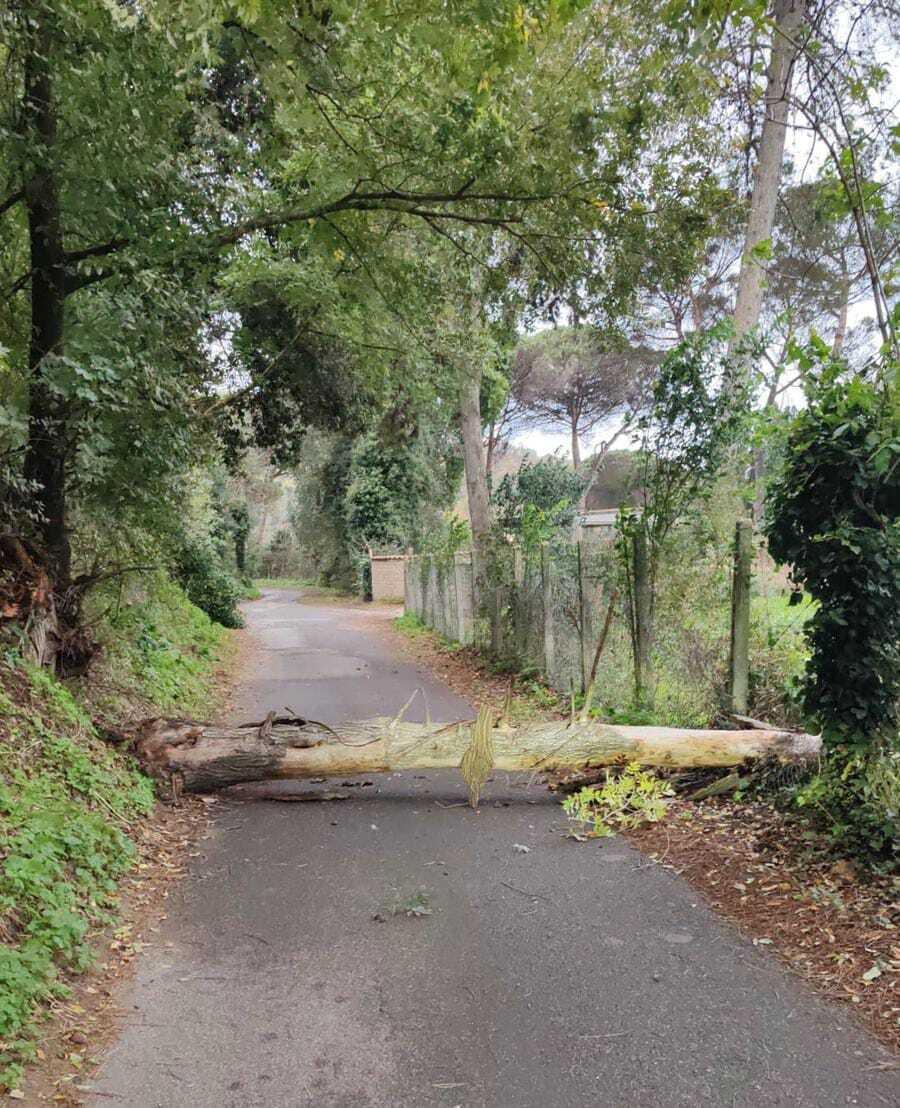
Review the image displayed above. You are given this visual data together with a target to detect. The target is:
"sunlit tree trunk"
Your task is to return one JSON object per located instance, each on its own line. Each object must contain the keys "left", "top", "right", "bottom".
{"left": 730, "top": 0, "right": 808, "bottom": 353}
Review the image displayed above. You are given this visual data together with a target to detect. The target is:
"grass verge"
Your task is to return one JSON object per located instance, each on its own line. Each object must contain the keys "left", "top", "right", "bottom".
{"left": 0, "top": 573, "right": 233, "bottom": 1093}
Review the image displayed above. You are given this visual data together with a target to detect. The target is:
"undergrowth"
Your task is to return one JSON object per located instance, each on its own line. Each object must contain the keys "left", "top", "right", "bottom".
{"left": 393, "top": 612, "right": 462, "bottom": 653}
{"left": 393, "top": 612, "right": 430, "bottom": 637}
{"left": 0, "top": 572, "right": 230, "bottom": 1092}
{"left": 81, "top": 571, "right": 228, "bottom": 720}
{"left": 173, "top": 539, "right": 244, "bottom": 629}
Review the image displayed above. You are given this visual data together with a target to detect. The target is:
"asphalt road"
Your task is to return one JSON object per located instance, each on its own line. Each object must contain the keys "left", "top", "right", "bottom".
{"left": 89, "top": 589, "right": 899, "bottom": 1108}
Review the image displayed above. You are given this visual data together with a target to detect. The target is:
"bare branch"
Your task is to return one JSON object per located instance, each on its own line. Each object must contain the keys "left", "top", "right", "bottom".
{"left": 65, "top": 237, "right": 130, "bottom": 264}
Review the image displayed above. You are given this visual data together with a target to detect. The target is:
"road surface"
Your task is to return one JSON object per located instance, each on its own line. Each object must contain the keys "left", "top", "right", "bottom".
{"left": 89, "top": 589, "right": 899, "bottom": 1107}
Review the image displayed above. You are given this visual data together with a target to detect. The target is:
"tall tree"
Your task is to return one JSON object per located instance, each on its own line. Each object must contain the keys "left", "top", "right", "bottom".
{"left": 0, "top": 0, "right": 749, "bottom": 648}
{"left": 730, "top": 0, "right": 809, "bottom": 353}
{"left": 512, "top": 328, "right": 657, "bottom": 469}
{"left": 2, "top": 1, "right": 606, "bottom": 596}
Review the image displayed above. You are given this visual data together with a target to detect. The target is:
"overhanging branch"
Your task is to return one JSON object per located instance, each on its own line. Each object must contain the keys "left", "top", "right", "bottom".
{"left": 17, "top": 182, "right": 589, "bottom": 299}
{"left": 0, "top": 188, "right": 24, "bottom": 218}
{"left": 65, "top": 237, "right": 130, "bottom": 264}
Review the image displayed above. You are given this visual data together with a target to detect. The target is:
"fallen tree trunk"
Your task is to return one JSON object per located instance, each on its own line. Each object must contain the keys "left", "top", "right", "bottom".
{"left": 128, "top": 712, "right": 821, "bottom": 797}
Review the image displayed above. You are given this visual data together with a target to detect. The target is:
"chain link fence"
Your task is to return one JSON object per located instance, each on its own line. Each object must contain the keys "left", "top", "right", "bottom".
{"left": 405, "top": 526, "right": 803, "bottom": 730}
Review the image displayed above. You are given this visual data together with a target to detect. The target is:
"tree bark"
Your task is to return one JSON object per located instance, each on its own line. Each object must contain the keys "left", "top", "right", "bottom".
{"left": 129, "top": 715, "right": 821, "bottom": 795}
{"left": 485, "top": 418, "right": 497, "bottom": 490}
{"left": 21, "top": 9, "right": 72, "bottom": 589}
{"left": 730, "top": 0, "right": 808, "bottom": 354}
{"left": 630, "top": 529, "right": 653, "bottom": 707}
{"left": 459, "top": 366, "right": 492, "bottom": 609}
{"left": 831, "top": 256, "right": 850, "bottom": 358}
{"left": 0, "top": 534, "right": 59, "bottom": 666}
{"left": 570, "top": 421, "right": 582, "bottom": 472}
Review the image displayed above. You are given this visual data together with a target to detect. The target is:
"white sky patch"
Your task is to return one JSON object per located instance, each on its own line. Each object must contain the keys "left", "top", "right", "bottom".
{"left": 512, "top": 414, "right": 639, "bottom": 458}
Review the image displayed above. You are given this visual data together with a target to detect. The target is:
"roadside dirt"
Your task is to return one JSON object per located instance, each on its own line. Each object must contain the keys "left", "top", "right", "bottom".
{"left": 374, "top": 615, "right": 566, "bottom": 723}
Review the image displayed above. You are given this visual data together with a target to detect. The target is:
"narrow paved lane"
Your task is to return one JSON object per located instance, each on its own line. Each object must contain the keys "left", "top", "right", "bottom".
{"left": 90, "top": 590, "right": 898, "bottom": 1107}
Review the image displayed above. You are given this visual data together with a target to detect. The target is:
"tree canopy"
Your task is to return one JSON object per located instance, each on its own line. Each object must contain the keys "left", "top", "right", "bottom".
{"left": 512, "top": 327, "right": 660, "bottom": 468}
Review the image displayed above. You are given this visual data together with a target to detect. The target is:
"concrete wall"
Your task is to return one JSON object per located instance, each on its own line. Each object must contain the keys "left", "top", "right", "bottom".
{"left": 404, "top": 554, "right": 475, "bottom": 644}
{"left": 370, "top": 556, "right": 408, "bottom": 602}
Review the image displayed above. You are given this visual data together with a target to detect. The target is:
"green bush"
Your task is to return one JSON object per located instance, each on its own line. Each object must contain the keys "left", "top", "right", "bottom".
{"left": 795, "top": 751, "right": 900, "bottom": 865}
{"left": 0, "top": 565, "right": 230, "bottom": 1092}
{"left": 493, "top": 458, "right": 584, "bottom": 547}
{"left": 766, "top": 351, "right": 899, "bottom": 868}
{"left": 173, "top": 540, "right": 244, "bottom": 629}
{"left": 562, "top": 763, "right": 674, "bottom": 836}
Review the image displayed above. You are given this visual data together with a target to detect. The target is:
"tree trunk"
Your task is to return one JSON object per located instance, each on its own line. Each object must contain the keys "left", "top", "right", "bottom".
{"left": 0, "top": 534, "right": 59, "bottom": 667}
{"left": 21, "top": 11, "right": 72, "bottom": 590}
{"left": 577, "top": 426, "right": 626, "bottom": 510}
{"left": 129, "top": 715, "right": 821, "bottom": 795}
{"left": 730, "top": 0, "right": 808, "bottom": 354}
{"left": 485, "top": 419, "right": 497, "bottom": 490}
{"left": 631, "top": 529, "right": 653, "bottom": 707}
{"left": 831, "top": 256, "right": 850, "bottom": 358}
{"left": 459, "top": 366, "right": 492, "bottom": 609}
{"left": 570, "top": 421, "right": 582, "bottom": 472}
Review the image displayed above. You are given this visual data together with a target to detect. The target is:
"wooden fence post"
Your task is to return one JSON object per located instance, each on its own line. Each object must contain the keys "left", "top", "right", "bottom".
{"left": 730, "top": 519, "right": 753, "bottom": 714}
{"left": 541, "top": 544, "right": 555, "bottom": 679}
